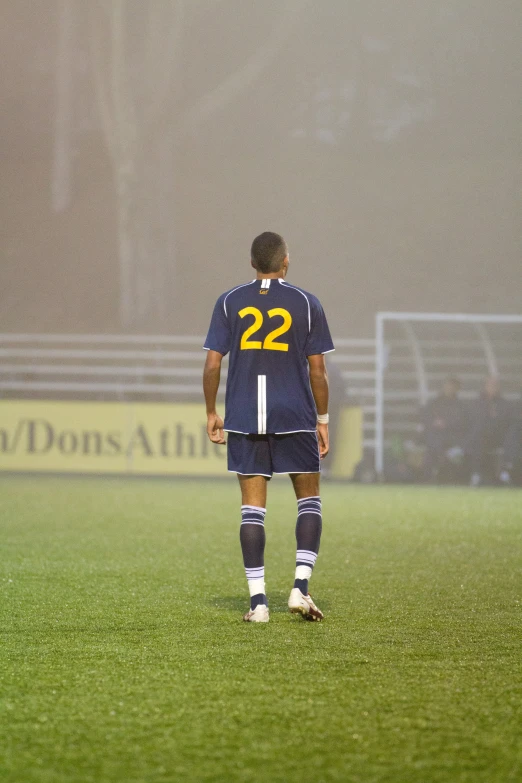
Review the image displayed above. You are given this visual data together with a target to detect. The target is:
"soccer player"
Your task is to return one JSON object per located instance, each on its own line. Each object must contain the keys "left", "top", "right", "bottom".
{"left": 203, "top": 232, "right": 334, "bottom": 622}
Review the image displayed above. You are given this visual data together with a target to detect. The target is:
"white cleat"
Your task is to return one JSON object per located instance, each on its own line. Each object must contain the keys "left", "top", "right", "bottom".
{"left": 288, "top": 588, "right": 324, "bottom": 621}
{"left": 243, "top": 604, "right": 269, "bottom": 623}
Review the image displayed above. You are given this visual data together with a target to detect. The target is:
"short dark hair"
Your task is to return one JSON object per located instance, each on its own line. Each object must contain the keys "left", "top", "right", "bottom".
{"left": 251, "top": 232, "right": 288, "bottom": 274}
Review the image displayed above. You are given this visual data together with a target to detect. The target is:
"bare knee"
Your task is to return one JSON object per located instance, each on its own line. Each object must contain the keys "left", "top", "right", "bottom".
{"left": 290, "top": 472, "right": 320, "bottom": 500}
{"left": 238, "top": 474, "right": 269, "bottom": 507}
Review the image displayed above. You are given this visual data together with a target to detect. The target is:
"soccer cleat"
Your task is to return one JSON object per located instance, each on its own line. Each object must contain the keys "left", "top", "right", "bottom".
{"left": 243, "top": 604, "right": 269, "bottom": 623}
{"left": 288, "top": 587, "right": 324, "bottom": 621}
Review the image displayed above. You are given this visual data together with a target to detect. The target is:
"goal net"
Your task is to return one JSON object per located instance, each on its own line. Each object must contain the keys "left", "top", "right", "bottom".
{"left": 375, "top": 313, "right": 522, "bottom": 474}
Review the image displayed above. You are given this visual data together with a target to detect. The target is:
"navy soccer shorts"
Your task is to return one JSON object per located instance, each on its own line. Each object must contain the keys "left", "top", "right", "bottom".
{"left": 227, "top": 431, "right": 321, "bottom": 477}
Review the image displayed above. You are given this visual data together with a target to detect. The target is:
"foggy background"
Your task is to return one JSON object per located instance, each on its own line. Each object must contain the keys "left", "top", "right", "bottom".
{"left": 2, "top": 0, "right": 521, "bottom": 338}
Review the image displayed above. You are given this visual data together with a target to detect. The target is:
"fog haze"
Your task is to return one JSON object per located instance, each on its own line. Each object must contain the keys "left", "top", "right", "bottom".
{"left": 2, "top": 1, "right": 521, "bottom": 336}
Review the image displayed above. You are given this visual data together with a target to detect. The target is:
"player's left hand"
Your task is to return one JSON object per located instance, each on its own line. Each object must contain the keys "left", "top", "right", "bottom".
{"left": 317, "top": 423, "right": 329, "bottom": 459}
{"left": 207, "top": 413, "right": 226, "bottom": 445}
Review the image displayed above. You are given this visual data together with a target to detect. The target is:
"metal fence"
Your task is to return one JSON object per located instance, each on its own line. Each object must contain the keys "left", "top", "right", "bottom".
{"left": 6, "top": 317, "right": 521, "bottom": 477}
{"left": 0, "top": 334, "right": 379, "bottom": 450}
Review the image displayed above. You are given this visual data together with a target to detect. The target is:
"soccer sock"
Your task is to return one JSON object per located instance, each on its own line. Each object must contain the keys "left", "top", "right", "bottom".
{"left": 240, "top": 505, "right": 267, "bottom": 610}
{"left": 294, "top": 496, "right": 322, "bottom": 595}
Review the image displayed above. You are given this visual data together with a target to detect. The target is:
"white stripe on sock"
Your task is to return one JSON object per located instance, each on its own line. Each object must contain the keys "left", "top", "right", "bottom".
{"left": 245, "top": 567, "right": 265, "bottom": 578}
{"left": 296, "top": 550, "right": 318, "bottom": 566}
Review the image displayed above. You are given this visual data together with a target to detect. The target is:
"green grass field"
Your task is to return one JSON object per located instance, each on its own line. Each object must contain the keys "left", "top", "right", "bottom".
{"left": 1, "top": 477, "right": 521, "bottom": 783}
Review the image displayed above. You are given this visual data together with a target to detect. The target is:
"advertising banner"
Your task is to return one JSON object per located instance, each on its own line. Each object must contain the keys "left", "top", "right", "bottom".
{"left": 330, "top": 406, "right": 363, "bottom": 480}
{"left": 0, "top": 401, "right": 362, "bottom": 478}
{"left": 0, "top": 401, "right": 228, "bottom": 476}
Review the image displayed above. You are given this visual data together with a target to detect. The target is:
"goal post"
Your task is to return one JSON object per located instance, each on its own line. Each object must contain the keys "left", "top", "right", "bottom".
{"left": 375, "top": 312, "right": 522, "bottom": 475}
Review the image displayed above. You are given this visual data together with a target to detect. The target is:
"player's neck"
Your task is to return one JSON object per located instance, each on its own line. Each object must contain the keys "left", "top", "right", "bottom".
{"left": 255, "top": 273, "right": 286, "bottom": 280}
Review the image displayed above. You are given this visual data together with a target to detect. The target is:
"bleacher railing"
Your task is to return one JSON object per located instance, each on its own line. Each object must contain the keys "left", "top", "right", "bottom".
{"left": 0, "top": 334, "right": 378, "bottom": 450}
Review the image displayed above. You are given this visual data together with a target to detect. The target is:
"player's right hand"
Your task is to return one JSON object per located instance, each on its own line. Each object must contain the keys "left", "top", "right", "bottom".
{"left": 317, "top": 423, "right": 329, "bottom": 459}
{"left": 207, "top": 413, "right": 226, "bottom": 445}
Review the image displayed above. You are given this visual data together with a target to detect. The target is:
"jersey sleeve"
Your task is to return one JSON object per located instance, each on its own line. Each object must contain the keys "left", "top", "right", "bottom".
{"left": 305, "top": 297, "right": 335, "bottom": 356}
{"left": 203, "top": 295, "right": 232, "bottom": 355}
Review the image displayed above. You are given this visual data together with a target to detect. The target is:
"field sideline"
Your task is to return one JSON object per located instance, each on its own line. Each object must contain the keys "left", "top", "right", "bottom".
{"left": 1, "top": 477, "right": 521, "bottom": 783}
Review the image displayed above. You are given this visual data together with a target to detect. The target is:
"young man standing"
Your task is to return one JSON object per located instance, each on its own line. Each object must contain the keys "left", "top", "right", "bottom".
{"left": 203, "top": 232, "right": 334, "bottom": 622}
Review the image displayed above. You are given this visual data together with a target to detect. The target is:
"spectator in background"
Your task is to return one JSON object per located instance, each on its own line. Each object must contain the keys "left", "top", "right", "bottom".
{"left": 500, "top": 393, "right": 522, "bottom": 485}
{"left": 420, "top": 376, "right": 466, "bottom": 482}
{"left": 467, "top": 376, "right": 513, "bottom": 486}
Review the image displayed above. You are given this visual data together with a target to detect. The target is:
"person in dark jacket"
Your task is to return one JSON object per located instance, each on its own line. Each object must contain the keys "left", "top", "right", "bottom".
{"left": 420, "top": 376, "right": 466, "bottom": 481}
{"left": 499, "top": 394, "right": 522, "bottom": 484}
{"left": 467, "top": 376, "right": 513, "bottom": 486}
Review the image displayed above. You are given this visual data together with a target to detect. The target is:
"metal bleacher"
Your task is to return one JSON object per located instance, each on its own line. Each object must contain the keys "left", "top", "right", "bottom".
{"left": 3, "top": 317, "right": 522, "bottom": 473}
{"left": 0, "top": 334, "right": 379, "bottom": 451}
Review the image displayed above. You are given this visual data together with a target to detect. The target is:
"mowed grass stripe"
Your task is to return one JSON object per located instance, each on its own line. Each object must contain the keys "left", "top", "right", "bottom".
{"left": 1, "top": 477, "right": 521, "bottom": 783}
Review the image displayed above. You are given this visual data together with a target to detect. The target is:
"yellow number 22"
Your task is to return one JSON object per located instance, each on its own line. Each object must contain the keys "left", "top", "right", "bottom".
{"left": 239, "top": 307, "right": 292, "bottom": 352}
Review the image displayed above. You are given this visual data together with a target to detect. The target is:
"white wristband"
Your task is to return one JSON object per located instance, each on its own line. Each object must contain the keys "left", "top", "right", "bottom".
{"left": 317, "top": 413, "right": 329, "bottom": 424}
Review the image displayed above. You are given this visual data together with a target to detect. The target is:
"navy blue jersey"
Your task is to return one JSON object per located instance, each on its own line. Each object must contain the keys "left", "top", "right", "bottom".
{"left": 204, "top": 278, "right": 334, "bottom": 434}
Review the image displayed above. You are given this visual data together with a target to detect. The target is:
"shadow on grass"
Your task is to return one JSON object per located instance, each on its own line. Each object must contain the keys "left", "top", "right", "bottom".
{"left": 209, "top": 593, "right": 331, "bottom": 614}
{"left": 210, "top": 596, "right": 248, "bottom": 613}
